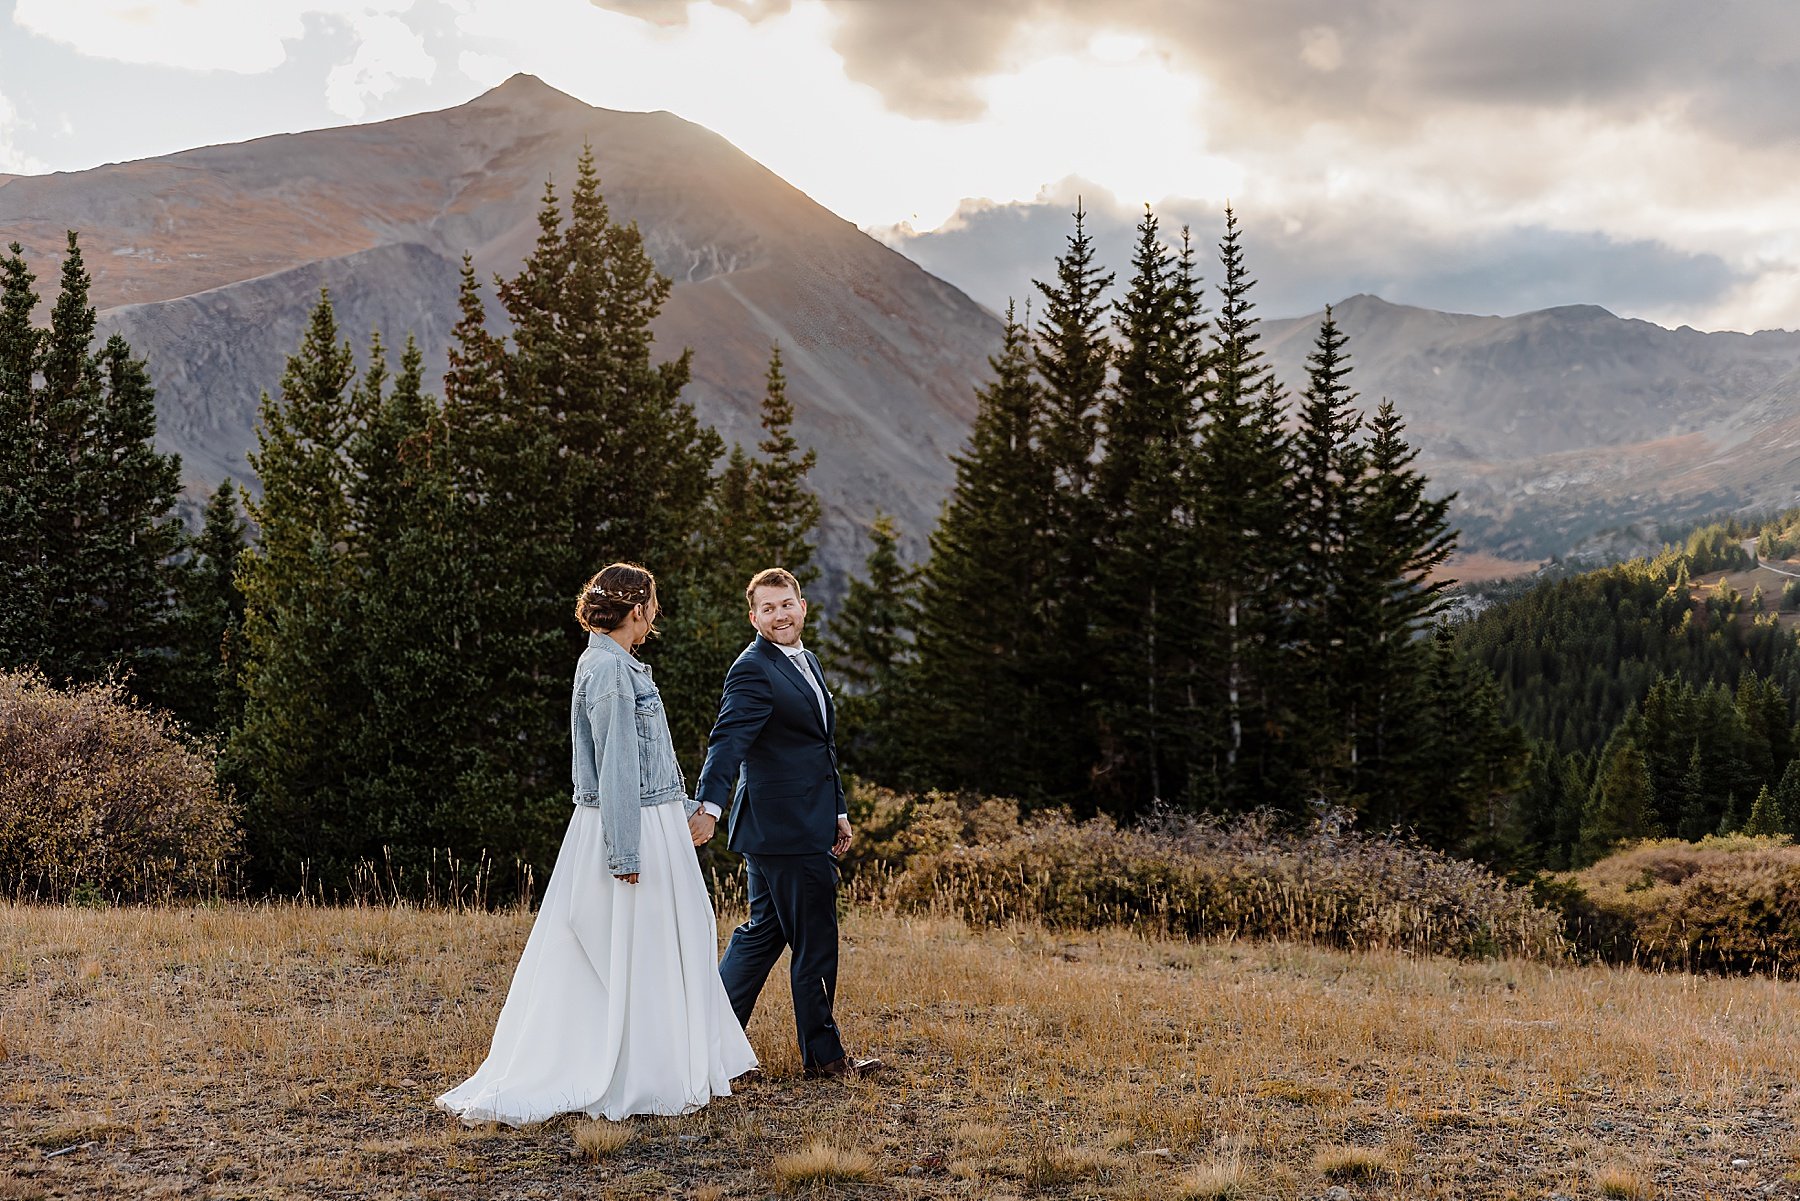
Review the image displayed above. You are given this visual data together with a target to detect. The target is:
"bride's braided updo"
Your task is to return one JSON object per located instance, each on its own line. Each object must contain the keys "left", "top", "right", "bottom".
{"left": 576, "top": 562, "right": 659, "bottom": 635}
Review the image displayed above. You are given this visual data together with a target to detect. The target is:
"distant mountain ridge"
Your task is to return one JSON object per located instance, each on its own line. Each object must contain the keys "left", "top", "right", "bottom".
{"left": 7, "top": 78, "right": 1800, "bottom": 575}
{"left": 1260, "top": 294, "right": 1800, "bottom": 557}
{"left": 0, "top": 75, "right": 1001, "bottom": 589}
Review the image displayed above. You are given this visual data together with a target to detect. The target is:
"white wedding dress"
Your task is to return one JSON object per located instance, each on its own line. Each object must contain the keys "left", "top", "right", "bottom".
{"left": 436, "top": 798, "right": 757, "bottom": 1125}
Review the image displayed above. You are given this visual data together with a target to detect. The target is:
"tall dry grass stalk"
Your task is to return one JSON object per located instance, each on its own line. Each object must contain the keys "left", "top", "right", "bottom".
{"left": 4, "top": 902, "right": 1799, "bottom": 1197}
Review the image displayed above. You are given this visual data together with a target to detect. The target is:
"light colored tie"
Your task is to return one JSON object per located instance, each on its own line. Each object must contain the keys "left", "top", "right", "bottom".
{"left": 792, "top": 651, "right": 828, "bottom": 726}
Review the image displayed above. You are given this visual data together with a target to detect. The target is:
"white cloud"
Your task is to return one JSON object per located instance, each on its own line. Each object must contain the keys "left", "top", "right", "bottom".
{"left": 325, "top": 11, "right": 437, "bottom": 118}
{"left": 13, "top": 0, "right": 313, "bottom": 72}
{"left": 14, "top": 0, "right": 438, "bottom": 131}
{"left": 0, "top": 91, "right": 48, "bottom": 176}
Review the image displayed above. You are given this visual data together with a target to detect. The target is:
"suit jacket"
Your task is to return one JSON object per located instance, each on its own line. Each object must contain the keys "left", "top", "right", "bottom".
{"left": 695, "top": 636, "right": 845, "bottom": 855}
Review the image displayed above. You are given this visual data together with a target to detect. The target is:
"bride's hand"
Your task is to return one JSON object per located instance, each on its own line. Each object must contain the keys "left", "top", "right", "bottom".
{"left": 688, "top": 811, "right": 717, "bottom": 846}
{"left": 615, "top": 872, "right": 640, "bottom": 884}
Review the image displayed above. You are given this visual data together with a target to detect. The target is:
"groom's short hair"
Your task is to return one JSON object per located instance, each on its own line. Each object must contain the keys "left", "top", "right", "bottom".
{"left": 746, "top": 567, "right": 802, "bottom": 609}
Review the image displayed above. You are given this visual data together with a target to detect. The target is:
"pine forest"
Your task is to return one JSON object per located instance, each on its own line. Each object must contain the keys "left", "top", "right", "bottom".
{"left": 7, "top": 151, "right": 1798, "bottom": 898}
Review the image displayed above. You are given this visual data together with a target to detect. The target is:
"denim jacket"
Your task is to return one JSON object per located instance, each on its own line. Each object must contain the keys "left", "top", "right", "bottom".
{"left": 571, "top": 632, "right": 697, "bottom": 874}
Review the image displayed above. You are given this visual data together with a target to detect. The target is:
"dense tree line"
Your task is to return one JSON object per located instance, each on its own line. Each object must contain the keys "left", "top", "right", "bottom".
{"left": 0, "top": 234, "right": 243, "bottom": 733}
{"left": 25, "top": 180, "right": 1722, "bottom": 890}
{"left": 1457, "top": 529, "right": 1800, "bottom": 868}
{"left": 819, "top": 204, "right": 1520, "bottom": 854}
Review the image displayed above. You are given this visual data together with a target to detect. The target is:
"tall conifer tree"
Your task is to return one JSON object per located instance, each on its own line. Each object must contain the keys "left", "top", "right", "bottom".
{"left": 1288, "top": 308, "right": 1367, "bottom": 792}
{"left": 750, "top": 344, "right": 821, "bottom": 586}
{"left": 229, "top": 290, "right": 362, "bottom": 889}
{"left": 167, "top": 479, "right": 248, "bottom": 734}
{"left": 1341, "top": 398, "right": 1456, "bottom": 814}
{"left": 1091, "top": 209, "right": 1205, "bottom": 809}
{"left": 1191, "top": 206, "right": 1287, "bottom": 800}
{"left": 0, "top": 243, "right": 42, "bottom": 669}
{"left": 79, "top": 332, "right": 183, "bottom": 687}
{"left": 818, "top": 512, "right": 918, "bottom": 779}
{"left": 1031, "top": 203, "right": 1113, "bottom": 802}
{"left": 906, "top": 304, "right": 1054, "bottom": 797}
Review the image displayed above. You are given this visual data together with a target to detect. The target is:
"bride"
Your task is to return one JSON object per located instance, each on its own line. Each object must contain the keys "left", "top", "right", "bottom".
{"left": 437, "top": 562, "right": 758, "bottom": 1125}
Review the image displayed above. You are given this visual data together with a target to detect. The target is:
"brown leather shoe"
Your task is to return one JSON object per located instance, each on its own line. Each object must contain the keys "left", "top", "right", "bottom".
{"left": 805, "top": 1055, "right": 886, "bottom": 1080}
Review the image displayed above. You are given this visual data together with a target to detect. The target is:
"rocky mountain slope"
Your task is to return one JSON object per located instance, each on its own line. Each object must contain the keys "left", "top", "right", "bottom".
{"left": 1260, "top": 295, "right": 1800, "bottom": 556}
{"left": 0, "top": 75, "right": 1000, "bottom": 588}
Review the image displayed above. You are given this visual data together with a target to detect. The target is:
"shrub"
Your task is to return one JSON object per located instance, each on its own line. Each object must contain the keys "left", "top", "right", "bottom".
{"left": 869, "top": 792, "right": 1564, "bottom": 961}
{"left": 0, "top": 671, "right": 239, "bottom": 902}
{"left": 1551, "top": 835, "right": 1800, "bottom": 974}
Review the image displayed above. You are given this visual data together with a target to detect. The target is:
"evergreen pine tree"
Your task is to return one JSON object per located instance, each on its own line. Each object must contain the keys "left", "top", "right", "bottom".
{"left": 78, "top": 332, "right": 183, "bottom": 690}
{"left": 749, "top": 343, "right": 821, "bottom": 587}
{"left": 166, "top": 479, "right": 249, "bottom": 734}
{"left": 1190, "top": 206, "right": 1287, "bottom": 800}
{"left": 817, "top": 512, "right": 918, "bottom": 780}
{"left": 1717, "top": 791, "right": 1742, "bottom": 836}
{"left": 0, "top": 235, "right": 181, "bottom": 691}
{"left": 905, "top": 303, "right": 1054, "bottom": 798}
{"left": 0, "top": 242, "right": 43, "bottom": 669}
{"left": 1287, "top": 306, "right": 1367, "bottom": 795}
{"left": 1774, "top": 756, "right": 1800, "bottom": 834}
{"left": 1743, "top": 784, "right": 1783, "bottom": 836}
{"left": 1579, "top": 732, "right": 1657, "bottom": 863}
{"left": 1674, "top": 740, "right": 1711, "bottom": 842}
{"left": 1090, "top": 208, "right": 1205, "bottom": 810}
{"left": 34, "top": 234, "right": 107, "bottom": 682}
{"left": 1341, "top": 399, "right": 1456, "bottom": 820}
{"left": 227, "top": 290, "right": 362, "bottom": 889}
{"left": 1031, "top": 201, "right": 1112, "bottom": 803}
{"left": 432, "top": 153, "right": 726, "bottom": 884}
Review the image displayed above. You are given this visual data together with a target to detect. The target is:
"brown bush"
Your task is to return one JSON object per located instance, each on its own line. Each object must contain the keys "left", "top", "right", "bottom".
{"left": 849, "top": 786, "right": 1564, "bottom": 961}
{"left": 1554, "top": 836, "right": 1800, "bottom": 974}
{"left": 0, "top": 671, "right": 239, "bottom": 902}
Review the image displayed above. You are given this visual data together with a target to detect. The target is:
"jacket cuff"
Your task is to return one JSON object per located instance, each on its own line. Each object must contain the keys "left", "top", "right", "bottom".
{"left": 610, "top": 857, "right": 639, "bottom": 875}
{"left": 702, "top": 801, "right": 723, "bottom": 819}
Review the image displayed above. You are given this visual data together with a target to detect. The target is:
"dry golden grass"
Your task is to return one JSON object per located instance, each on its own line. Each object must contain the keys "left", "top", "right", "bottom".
{"left": 769, "top": 1137, "right": 878, "bottom": 1188}
{"left": 1172, "top": 1158, "right": 1247, "bottom": 1199}
{"left": 1311, "top": 1143, "right": 1393, "bottom": 1180}
{"left": 570, "top": 1118, "right": 633, "bottom": 1159}
{"left": 3, "top": 901, "right": 1799, "bottom": 1198}
{"left": 1593, "top": 1162, "right": 1653, "bottom": 1198}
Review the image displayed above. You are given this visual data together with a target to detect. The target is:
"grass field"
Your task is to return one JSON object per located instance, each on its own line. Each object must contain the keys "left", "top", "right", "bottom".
{"left": 4, "top": 902, "right": 1800, "bottom": 1199}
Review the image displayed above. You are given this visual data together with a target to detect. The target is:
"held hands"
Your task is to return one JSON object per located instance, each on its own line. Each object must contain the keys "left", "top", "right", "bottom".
{"left": 832, "top": 816, "right": 853, "bottom": 858}
{"left": 688, "top": 810, "right": 717, "bottom": 847}
{"left": 614, "top": 872, "right": 640, "bottom": 884}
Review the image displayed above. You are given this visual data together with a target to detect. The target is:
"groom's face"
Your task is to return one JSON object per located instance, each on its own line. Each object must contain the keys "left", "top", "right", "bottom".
{"left": 749, "top": 584, "right": 807, "bottom": 646}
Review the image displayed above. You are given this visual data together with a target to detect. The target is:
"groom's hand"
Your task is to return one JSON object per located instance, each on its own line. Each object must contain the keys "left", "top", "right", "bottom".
{"left": 833, "top": 817, "right": 853, "bottom": 858}
{"left": 688, "top": 811, "right": 717, "bottom": 846}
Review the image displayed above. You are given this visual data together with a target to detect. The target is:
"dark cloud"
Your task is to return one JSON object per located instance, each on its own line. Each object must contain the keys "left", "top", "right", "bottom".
{"left": 882, "top": 188, "right": 1745, "bottom": 325}
{"left": 818, "top": 0, "right": 1800, "bottom": 145}
{"left": 821, "top": 0, "right": 1035, "bottom": 121}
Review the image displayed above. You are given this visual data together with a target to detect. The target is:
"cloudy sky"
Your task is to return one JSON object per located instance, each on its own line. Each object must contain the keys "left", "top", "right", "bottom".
{"left": 2, "top": 0, "right": 1796, "bottom": 331}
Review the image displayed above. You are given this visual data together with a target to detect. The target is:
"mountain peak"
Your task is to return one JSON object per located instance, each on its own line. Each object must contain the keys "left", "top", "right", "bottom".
{"left": 1528, "top": 303, "right": 1620, "bottom": 322}
{"left": 471, "top": 73, "right": 589, "bottom": 111}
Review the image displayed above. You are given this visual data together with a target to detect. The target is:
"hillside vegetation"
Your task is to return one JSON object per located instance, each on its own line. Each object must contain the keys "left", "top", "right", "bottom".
{"left": 1456, "top": 520, "right": 1800, "bottom": 870}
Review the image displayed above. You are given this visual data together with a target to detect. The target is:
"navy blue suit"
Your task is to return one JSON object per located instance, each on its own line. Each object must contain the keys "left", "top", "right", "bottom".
{"left": 695, "top": 636, "right": 848, "bottom": 1068}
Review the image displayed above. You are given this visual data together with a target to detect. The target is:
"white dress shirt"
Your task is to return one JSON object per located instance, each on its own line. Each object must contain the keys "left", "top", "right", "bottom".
{"left": 700, "top": 640, "right": 847, "bottom": 822}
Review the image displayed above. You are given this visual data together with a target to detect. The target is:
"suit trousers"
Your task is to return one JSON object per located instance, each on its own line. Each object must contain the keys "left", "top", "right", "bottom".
{"left": 718, "top": 852, "right": 846, "bottom": 1069}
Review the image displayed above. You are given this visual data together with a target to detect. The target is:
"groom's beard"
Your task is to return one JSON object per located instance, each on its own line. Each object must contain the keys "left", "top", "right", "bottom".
{"left": 764, "top": 621, "right": 802, "bottom": 646}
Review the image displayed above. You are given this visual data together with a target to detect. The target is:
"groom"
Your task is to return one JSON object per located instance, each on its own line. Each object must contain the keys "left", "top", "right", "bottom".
{"left": 689, "top": 567, "right": 884, "bottom": 1080}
